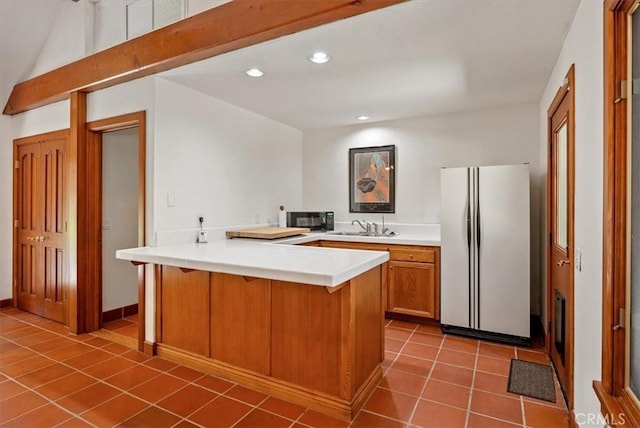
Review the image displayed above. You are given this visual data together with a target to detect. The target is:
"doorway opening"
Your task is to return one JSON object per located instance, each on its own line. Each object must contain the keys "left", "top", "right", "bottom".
{"left": 85, "top": 112, "right": 146, "bottom": 352}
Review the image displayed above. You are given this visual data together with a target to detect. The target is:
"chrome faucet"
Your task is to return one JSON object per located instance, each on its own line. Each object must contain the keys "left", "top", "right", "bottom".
{"left": 371, "top": 222, "right": 379, "bottom": 235}
{"left": 351, "top": 219, "right": 371, "bottom": 234}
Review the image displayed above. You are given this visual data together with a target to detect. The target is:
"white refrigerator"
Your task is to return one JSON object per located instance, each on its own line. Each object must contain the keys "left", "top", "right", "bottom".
{"left": 440, "top": 164, "right": 530, "bottom": 344}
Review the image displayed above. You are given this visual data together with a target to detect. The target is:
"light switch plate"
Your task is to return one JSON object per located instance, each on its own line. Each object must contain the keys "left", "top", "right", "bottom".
{"left": 575, "top": 248, "right": 582, "bottom": 272}
{"left": 167, "top": 192, "right": 176, "bottom": 207}
{"left": 102, "top": 217, "right": 112, "bottom": 230}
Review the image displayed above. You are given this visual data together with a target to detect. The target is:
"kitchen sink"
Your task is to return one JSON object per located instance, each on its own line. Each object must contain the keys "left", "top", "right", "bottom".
{"left": 327, "top": 231, "right": 398, "bottom": 237}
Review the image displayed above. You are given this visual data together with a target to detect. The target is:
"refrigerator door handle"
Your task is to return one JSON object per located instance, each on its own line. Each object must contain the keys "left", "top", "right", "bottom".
{"left": 466, "top": 168, "right": 472, "bottom": 328}
{"left": 475, "top": 167, "right": 481, "bottom": 328}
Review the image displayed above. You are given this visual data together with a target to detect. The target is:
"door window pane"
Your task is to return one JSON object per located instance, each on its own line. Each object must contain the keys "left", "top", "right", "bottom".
{"left": 556, "top": 122, "right": 568, "bottom": 250}
{"left": 629, "top": 5, "right": 640, "bottom": 398}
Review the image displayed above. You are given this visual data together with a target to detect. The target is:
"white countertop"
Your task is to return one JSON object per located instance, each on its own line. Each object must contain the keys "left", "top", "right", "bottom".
{"left": 116, "top": 239, "right": 389, "bottom": 287}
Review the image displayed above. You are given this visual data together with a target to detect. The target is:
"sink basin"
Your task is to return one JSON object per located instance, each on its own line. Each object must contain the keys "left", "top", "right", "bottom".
{"left": 327, "top": 231, "right": 398, "bottom": 237}
{"left": 328, "top": 231, "right": 368, "bottom": 236}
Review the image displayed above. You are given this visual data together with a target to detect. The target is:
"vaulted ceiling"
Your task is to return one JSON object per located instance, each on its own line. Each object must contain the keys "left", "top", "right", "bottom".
{"left": 0, "top": 0, "right": 62, "bottom": 107}
{"left": 1, "top": 0, "right": 580, "bottom": 130}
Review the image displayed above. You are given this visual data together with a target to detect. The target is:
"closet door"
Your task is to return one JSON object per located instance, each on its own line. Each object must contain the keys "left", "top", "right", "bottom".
{"left": 16, "top": 142, "right": 44, "bottom": 316}
{"left": 15, "top": 134, "right": 68, "bottom": 323}
{"left": 41, "top": 137, "right": 67, "bottom": 322}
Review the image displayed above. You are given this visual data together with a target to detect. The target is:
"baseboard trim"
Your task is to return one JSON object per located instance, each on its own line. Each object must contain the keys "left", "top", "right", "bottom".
{"left": 385, "top": 312, "right": 440, "bottom": 326}
{"left": 143, "top": 341, "right": 156, "bottom": 356}
{"left": 0, "top": 298, "right": 13, "bottom": 309}
{"left": 156, "top": 343, "right": 381, "bottom": 421}
{"left": 102, "top": 304, "right": 138, "bottom": 324}
{"left": 92, "top": 328, "right": 137, "bottom": 350}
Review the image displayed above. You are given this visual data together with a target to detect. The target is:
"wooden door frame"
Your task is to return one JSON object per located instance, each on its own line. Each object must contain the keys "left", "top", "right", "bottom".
{"left": 12, "top": 129, "right": 70, "bottom": 313}
{"left": 85, "top": 111, "right": 147, "bottom": 352}
{"left": 546, "top": 64, "right": 575, "bottom": 410}
{"left": 594, "top": 0, "right": 640, "bottom": 425}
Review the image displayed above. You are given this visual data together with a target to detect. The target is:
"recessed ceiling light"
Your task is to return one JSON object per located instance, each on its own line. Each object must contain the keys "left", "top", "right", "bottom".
{"left": 357, "top": 115, "right": 370, "bottom": 121}
{"left": 245, "top": 68, "right": 264, "bottom": 77}
{"left": 309, "top": 52, "right": 331, "bottom": 64}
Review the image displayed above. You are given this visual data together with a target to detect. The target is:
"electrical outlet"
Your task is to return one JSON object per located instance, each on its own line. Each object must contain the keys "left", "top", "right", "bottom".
{"left": 167, "top": 193, "right": 176, "bottom": 207}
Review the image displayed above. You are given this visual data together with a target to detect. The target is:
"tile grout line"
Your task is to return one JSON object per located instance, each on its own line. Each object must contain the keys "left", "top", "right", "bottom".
{"left": 463, "top": 339, "right": 481, "bottom": 428}
{"left": 2, "top": 311, "right": 566, "bottom": 427}
{"left": 403, "top": 330, "right": 446, "bottom": 427}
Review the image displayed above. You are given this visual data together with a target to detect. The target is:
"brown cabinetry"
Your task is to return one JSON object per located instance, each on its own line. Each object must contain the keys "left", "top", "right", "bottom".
{"left": 154, "top": 264, "right": 384, "bottom": 420}
{"left": 318, "top": 240, "right": 440, "bottom": 320}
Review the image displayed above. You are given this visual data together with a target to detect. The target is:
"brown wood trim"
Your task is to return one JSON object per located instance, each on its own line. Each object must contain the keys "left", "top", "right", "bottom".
{"left": 569, "top": 409, "right": 578, "bottom": 428}
{"left": 597, "top": 0, "right": 640, "bottom": 422}
{"left": 156, "top": 343, "right": 382, "bottom": 421}
{"left": 102, "top": 308, "right": 124, "bottom": 324}
{"left": 123, "top": 303, "right": 138, "bottom": 318}
{"left": 602, "top": 0, "right": 617, "bottom": 394}
{"left": 92, "top": 328, "right": 137, "bottom": 350}
{"left": 155, "top": 264, "right": 162, "bottom": 344}
{"left": 143, "top": 341, "right": 156, "bottom": 356}
{"left": 326, "top": 283, "right": 346, "bottom": 294}
{"left": 87, "top": 111, "right": 146, "bottom": 352}
{"left": 0, "top": 298, "right": 13, "bottom": 309}
{"left": 594, "top": 381, "right": 634, "bottom": 426}
{"left": 68, "top": 92, "right": 86, "bottom": 334}
{"left": 102, "top": 304, "right": 138, "bottom": 323}
{"left": 620, "top": 389, "right": 640, "bottom": 426}
{"left": 3, "top": 0, "right": 405, "bottom": 115}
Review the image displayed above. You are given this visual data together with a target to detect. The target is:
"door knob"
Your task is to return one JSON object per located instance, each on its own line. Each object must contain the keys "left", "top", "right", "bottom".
{"left": 557, "top": 259, "right": 570, "bottom": 267}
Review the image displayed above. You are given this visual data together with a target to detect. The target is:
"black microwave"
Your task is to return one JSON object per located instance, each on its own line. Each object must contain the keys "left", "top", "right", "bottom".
{"left": 286, "top": 211, "right": 334, "bottom": 231}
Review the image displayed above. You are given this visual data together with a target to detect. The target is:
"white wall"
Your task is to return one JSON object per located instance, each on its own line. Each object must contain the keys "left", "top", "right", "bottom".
{"left": 28, "top": 0, "right": 93, "bottom": 78}
{"left": 538, "top": 1, "right": 603, "bottom": 424}
{"left": 153, "top": 78, "right": 303, "bottom": 234}
{"left": 0, "top": 115, "right": 12, "bottom": 301}
{"left": 102, "top": 128, "right": 139, "bottom": 312}
{"left": 303, "top": 103, "right": 542, "bottom": 314}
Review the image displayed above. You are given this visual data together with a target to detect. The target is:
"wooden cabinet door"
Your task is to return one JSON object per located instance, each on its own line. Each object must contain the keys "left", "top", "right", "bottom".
{"left": 15, "top": 137, "right": 68, "bottom": 324}
{"left": 387, "top": 261, "right": 438, "bottom": 319}
{"left": 158, "top": 266, "right": 210, "bottom": 356}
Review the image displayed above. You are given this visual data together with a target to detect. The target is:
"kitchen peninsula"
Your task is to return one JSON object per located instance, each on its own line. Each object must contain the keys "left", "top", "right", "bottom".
{"left": 116, "top": 240, "right": 389, "bottom": 420}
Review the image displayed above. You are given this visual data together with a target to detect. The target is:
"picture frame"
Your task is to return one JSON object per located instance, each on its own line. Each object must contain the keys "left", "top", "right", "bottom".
{"left": 349, "top": 145, "right": 395, "bottom": 213}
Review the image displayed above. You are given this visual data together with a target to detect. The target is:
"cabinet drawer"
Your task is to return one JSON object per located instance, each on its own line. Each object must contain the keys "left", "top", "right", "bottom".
{"left": 389, "top": 248, "right": 435, "bottom": 263}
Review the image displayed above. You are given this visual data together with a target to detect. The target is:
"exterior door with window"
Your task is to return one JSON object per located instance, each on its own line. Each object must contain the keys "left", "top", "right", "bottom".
{"left": 15, "top": 131, "right": 68, "bottom": 324}
{"left": 548, "top": 67, "right": 575, "bottom": 408}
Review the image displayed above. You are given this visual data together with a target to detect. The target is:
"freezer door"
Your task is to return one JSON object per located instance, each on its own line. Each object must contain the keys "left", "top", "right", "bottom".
{"left": 477, "top": 164, "right": 530, "bottom": 338}
{"left": 440, "top": 167, "right": 473, "bottom": 328}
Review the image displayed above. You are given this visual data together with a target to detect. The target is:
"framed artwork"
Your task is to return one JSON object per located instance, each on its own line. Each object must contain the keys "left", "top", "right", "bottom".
{"left": 349, "top": 145, "right": 395, "bottom": 213}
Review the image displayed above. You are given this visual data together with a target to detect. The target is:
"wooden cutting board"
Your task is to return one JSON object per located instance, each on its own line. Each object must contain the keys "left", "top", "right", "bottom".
{"left": 225, "top": 227, "right": 310, "bottom": 240}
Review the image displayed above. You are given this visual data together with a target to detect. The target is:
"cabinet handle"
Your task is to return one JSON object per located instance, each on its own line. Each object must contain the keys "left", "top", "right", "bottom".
{"left": 27, "top": 236, "right": 34, "bottom": 241}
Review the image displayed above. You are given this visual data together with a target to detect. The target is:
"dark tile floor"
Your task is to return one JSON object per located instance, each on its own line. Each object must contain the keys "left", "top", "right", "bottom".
{"left": 0, "top": 308, "right": 570, "bottom": 427}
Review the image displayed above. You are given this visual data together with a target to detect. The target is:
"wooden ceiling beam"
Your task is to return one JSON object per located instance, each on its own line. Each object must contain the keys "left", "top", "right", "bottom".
{"left": 3, "top": 0, "right": 404, "bottom": 115}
